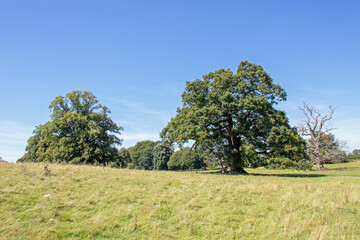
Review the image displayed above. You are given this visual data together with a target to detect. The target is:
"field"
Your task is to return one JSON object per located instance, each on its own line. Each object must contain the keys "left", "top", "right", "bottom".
{"left": 1, "top": 161, "right": 359, "bottom": 239}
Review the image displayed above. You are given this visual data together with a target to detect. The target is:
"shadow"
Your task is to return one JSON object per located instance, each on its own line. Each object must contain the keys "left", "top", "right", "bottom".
{"left": 248, "top": 173, "right": 327, "bottom": 178}
{"left": 201, "top": 171, "right": 327, "bottom": 178}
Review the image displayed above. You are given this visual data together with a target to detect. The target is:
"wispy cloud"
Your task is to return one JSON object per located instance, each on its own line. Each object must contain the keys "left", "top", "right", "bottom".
{"left": 332, "top": 117, "right": 360, "bottom": 151}
{"left": 121, "top": 132, "right": 159, "bottom": 141}
{"left": 117, "top": 132, "right": 160, "bottom": 148}
{"left": 0, "top": 120, "right": 34, "bottom": 162}
{"left": 0, "top": 120, "right": 34, "bottom": 139}
{"left": 104, "top": 97, "right": 174, "bottom": 122}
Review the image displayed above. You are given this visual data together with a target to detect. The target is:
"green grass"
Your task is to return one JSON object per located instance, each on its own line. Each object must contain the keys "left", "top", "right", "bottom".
{"left": 1, "top": 161, "right": 359, "bottom": 239}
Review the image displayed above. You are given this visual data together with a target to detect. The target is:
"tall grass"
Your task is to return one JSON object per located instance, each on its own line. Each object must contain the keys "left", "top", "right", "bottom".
{"left": 1, "top": 162, "right": 359, "bottom": 239}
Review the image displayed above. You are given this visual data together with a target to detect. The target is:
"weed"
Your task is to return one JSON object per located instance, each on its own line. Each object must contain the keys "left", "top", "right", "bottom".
{"left": 43, "top": 164, "right": 51, "bottom": 176}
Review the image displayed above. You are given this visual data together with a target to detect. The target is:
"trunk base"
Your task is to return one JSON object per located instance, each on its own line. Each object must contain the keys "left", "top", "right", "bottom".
{"left": 230, "top": 166, "right": 248, "bottom": 174}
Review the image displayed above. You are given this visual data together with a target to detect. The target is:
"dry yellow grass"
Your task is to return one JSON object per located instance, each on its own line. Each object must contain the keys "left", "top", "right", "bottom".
{"left": 0, "top": 162, "right": 359, "bottom": 239}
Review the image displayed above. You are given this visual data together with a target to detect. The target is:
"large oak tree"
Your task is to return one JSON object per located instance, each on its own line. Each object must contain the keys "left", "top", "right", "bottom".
{"left": 161, "top": 61, "right": 304, "bottom": 173}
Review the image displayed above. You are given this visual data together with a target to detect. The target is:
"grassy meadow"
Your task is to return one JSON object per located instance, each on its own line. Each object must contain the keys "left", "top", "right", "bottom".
{"left": 1, "top": 161, "right": 359, "bottom": 239}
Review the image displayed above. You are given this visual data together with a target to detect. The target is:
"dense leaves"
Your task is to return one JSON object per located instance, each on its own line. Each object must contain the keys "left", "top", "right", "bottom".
{"left": 152, "top": 143, "right": 173, "bottom": 170}
{"left": 161, "top": 61, "right": 304, "bottom": 173}
{"left": 118, "top": 147, "right": 132, "bottom": 168}
{"left": 128, "top": 141, "right": 174, "bottom": 170}
{"left": 22, "top": 91, "right": 123, "bottom": 165}
{"left": 267, "top": 126, "right": 307, "bottom": 161}
{"left": 129, "top": 141, "right": 158, "bottom": 170}
{"left": 167, "top": 148, "right": 202, "bottom": 170}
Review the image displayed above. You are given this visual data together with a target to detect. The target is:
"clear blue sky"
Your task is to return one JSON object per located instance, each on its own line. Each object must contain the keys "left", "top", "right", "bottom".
{"left": 1, "top": 0, "right": 359, "bottom": 162}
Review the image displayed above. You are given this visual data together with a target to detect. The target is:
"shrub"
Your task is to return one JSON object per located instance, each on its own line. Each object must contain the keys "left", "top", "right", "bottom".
{"left": 266, "top": 157, "right": 312, "bottom": 170}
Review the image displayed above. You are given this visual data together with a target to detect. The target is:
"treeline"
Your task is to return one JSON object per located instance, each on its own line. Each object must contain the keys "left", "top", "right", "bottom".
{"left": 117, "top": 141, "right": 203, "bottom": 171}
{"left": 19, "top": 61, "right": 353, "bottom": 172}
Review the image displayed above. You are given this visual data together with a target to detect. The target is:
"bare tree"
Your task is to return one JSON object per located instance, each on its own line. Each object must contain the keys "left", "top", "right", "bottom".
{"left": 298, "top": 103, "right": 336, "bottom": 170}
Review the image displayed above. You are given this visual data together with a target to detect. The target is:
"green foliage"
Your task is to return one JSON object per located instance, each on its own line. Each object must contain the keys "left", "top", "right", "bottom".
{"left": 348, "top": 154, "right": 360, "bottom": 161}
{"left": 268, "top": 126, "right": 307, "bottom": 161}
{"left": 152, "top": 143, "right": 173, "bottom": 170}
{"left": 266, "top": 157, "right": 313, "bottom": 171}
{"left": 22, "top": 91, "right": 123, "bottom": 165}
{"left": 161, "top": 61, "right": 303, "bottom": 172}
{"left": 167, "top": 148, "right": 202, "bottom": 170}
{"left": 130, "top": 140, "right": 158, "bottom": 170}
{"left": 118, "top": 148, "right": 132, "bottom": 168}
{"left": 266, "top": 126, "right": 309, "bottom": 170}
{"left": 194, "top": 144, "right": 219, "bottom": 169}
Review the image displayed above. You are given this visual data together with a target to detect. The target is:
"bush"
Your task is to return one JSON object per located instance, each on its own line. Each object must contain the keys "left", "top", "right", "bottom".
{"left": 167, "top": 148, "right": 202, "bottom": 170}
{"left": 266, "top": 157, "right": 312, "bottom": 170}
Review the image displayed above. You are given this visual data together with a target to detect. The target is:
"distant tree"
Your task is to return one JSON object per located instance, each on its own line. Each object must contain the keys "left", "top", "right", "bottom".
{"left": 307, "top": 133, "right": 347, "bottom": 164}
{"left": 152, "top": 143, "right": 173, "bottom": 170}
{"left": 130, "top": 140, "right": 158, "bottom": 170}
{"left": 348, "top": 149, "right": 360, "bottom": 161}
{"left": 127, "top": 146, "right": 135, "bottom": 158}
{"left": 161, "top": 61, "right": 302, "bottom": 173}
{"left": 167, "top": 148, "right": 202, "bottom": 170}
{"left": 352, "top": 149, "right": 360, "bottom": 155}
{"left": 22, "top": 91, "right": 123, "bottom": 165}
{"left": 194, "top": 144, "right": 219, "bottom": 170}
{"left": 119, "top": 147, "right": 132, "bottom": 168}
{"left": 299, "top": 103, "right": 335, "bottom": 170}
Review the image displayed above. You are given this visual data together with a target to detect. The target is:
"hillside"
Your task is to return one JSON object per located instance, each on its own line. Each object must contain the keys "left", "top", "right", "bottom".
{"left": 1, "top": 162, "right": 360, "bottom": 239}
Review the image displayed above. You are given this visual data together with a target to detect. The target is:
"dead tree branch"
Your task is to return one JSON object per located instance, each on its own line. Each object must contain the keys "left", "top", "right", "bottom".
{"left": 298, "top": 102, "right": 336, "bottom": 170}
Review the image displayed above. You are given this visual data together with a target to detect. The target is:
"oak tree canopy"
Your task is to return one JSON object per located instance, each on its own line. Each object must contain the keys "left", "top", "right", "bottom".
{"left": 22, "top": 91, "right": 123, "bottom": 165}
{"left": 161, "top": 61, "right": 304, "bottom": 173}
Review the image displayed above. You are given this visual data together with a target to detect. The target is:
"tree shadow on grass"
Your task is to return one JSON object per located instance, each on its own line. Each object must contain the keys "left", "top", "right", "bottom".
{"left": 247, "top": 173, "right": 327, "bottom": 178}
{"left": 201, "top": 171, "right": 327, "bottom": 178}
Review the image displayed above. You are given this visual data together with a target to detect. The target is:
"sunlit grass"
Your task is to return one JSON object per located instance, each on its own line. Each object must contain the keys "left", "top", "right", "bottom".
{"left": 246, "top": 160, "right": 360, "bottom": 177}
{"left": 1, "top": 161, "right": 359, "bottom": 239}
